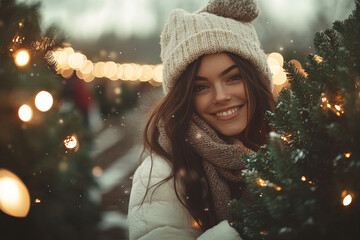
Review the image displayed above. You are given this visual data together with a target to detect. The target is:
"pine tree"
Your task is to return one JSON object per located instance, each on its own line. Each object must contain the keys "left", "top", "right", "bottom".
{"left": 232, "top": 2, "right": 360, "bottom": 239}
{"left": 0, "top": 0, "right": 100, "bottom": 239}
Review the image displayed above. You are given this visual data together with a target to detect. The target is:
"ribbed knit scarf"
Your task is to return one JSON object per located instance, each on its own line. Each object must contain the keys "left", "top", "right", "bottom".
{"left": 158, "top": 114, "right": 254, "bottom": 222}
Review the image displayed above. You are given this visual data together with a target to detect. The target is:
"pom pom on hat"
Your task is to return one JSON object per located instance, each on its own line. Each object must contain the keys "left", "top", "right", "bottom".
{"left": 200, "top": 0, "right": 259, "bottom": 22}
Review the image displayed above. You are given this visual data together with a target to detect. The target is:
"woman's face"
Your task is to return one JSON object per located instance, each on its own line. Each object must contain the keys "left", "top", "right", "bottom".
{"left": 193, "top": 52, "right": 249, "bottom": 136}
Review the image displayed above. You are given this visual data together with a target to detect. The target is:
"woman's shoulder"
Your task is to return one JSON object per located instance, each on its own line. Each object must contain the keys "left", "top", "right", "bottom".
{"left": 134, "top": 154, "right": 172, "bottom": 180}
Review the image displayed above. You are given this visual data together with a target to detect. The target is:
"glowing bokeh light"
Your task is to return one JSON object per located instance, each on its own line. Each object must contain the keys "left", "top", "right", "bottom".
{"left": 18, "top": 104, "right": 32, "bottom": 122}
{"left": 115, "top": 64, "right": 124, "bottom": 79}
{"left": 153, "top": 65, "right": 163, "bottom": 82}
{"left": 61, "top": 68, "right": 74, "bottom": 79}
{"left": 301, "top": 176, "right": 306, "bottom": 181}
{"left": 92, "top": 166, "right": 103, "bottom": 177}
{"left": 64, "top": 135, "right": 78, "bottom": 149}
{"left": 123, "top": 64, "right": 134, "bottom": 80}
{"left": 268, "top": 52, "right": 284, "bottom": 67}
{"left": 343, "top": 194, "right": 352, "bottom": 206}
{"left": 35, "top": 91, "right": 53, "bottom": 112}
{"left": 14, "top": 49, "right": 30, "bottom": 67}
{"left": 105, "top": 61, "right": 117, "bottom": 78}
{"left": 273, "top": 70, "right": 287, "bottom": 85}
{"left": 289, "top": 59, "right": 302, "bottom": 71}
{"left": 82, "top": 72, "right": 95, "bottom": 82}
{"left": 267, "top": 58, "right": 281, "bottom": 76}
{"left": 139, "top": 65, "right": 153, "bottom": 82}
{"left": 0, "top": 169, "right": 31, "bottom": 218}
{"left": 68, "top": 52, "right": 85, "bottom": 69}
{"left": 93, "top": 62, "right": 105, "bottom": 78}
{"left": 80, "top": 60, "right": 93, "bottom": 75}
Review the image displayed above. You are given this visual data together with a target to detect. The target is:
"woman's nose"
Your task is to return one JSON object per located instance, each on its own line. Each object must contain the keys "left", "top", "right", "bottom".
{"left": 213, "top": 85, "right": 231, "bottom": 104}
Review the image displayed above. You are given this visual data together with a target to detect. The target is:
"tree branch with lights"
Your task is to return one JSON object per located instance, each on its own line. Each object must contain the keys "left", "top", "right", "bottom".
{"left": 0, "top": 0, "right": 99, "bottom": 238}
{"left": 231, "top": 1, "right": 360, "bottom": 239}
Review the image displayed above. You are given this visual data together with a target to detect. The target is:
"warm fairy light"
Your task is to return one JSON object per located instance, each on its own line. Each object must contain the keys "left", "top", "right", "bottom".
{"left": 267, "top": 58, "right": 281, "bottom": 76}
{"left": 343, "top": 194, "right": 352, "bottom": 206}
{"left": 115, "top": 87, "right": 122, "bottom": 95}
{"left": 115, "top": 64, "right": 124, "bottom": 80}
{"left": 273, "top": 70, "right": 287, "bottom": 85}
{"left": 35, "top": 198, "right": 41, "bottom": 203}
{"left": 321, "top": 97, "right": 327, "bottom": 103}
{"left": 80, "top": 60, "right": 93, "bottom": 75}
{"left": 105, "top": 61, "right": 117, "bottom": 78}
{"left": 35, "top": 91, "right": 53, "bottom": 112}
{"left": 0, "top": 169, "right": 31, "bottom": 218}
{"left": 153, "top": 65, "right": 163, "bottom": 82}
{"left": 301, "top": 176, "right": 306, "bottom": 181}
{"left": 327, "top": 103, "right": 331, "bottom": 108}
{"left": 61, "top": 68, "right": 74, "bottom": 79}
{"left": 68, "top": 52, "right": 85, "bottom": 69}
{"left": 334, "top": 105, "right": 341, "bottom": 111}
{"left": 281, "top": 136, "right": 287, "bottom": 141}
{"left": 93, "top": 62, "right": 105, "bottom": 78}
{"left": 123, "top": 64, "right": 135, "bottom": 80}
{"left": 314, "top": 55, "right": 323, "bottom": 63}
{"left": 14, "top": 49, "right": 30, "bottom": 67}
{"left": 275, "top": 186, "right": 282, "bottom": 191}
{"left": 260, "top": 231, "right": 267, "bottom": 235}
{"left": 18, "top": 104, "right": 33, "bottom": 122}
{"left": 63, "top": 135, "right": 78, "bottom": 149}
{"left": 257, "top": 178, "right": 267, "bottom": 187}
{"left": 139, "top": 65, "right": 153, "bottom": 82}
{"left": 289, "top": 59, "right": 302, "bottom": 71}
{"left": 345, "top": 153, "right": 351, "bottom": 158}
{"left": 268, "top": 52, "right": 284, "bottom": 67}
{"left": 92, "top": 166, "right": 103, "bottom": 177}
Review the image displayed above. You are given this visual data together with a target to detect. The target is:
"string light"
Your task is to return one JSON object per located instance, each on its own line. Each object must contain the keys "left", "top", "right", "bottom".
{"left": 14, "top": 49, "right": 30, "bottom": 67}
{"left": 35, "top": 198, "right": 41, "bottom": 203}
{"left": 35, "top": 91, "right": 53, "bottom": 112}
{"left": 257, "top": 178, "right": 267, "bottom": 187}
{"left": 18, "top": 104, "right": 33, "bottom": 122}
{"left": 0, "top": 169, "right": 31, "bottom": 218}
{"left": 343, "top": 194, "right": 352, "bottom": 206}
{"left": 345, "top": 153, "right": 351, "bottom": 158}
{"left": 301, "top": 176, "right": 306, "bottom": 181}
{"left": 63, "top": 135, "right": 78, "bottom": 149}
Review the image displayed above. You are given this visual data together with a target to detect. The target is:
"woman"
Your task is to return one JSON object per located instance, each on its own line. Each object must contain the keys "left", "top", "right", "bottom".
{"left": 128, "top": 0, "right": 275, "bottom": 239}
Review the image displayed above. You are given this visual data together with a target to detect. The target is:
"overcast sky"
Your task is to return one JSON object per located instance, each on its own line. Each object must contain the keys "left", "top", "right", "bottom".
{"left": 27, "top": 0, "right": 355, "bottom": 41}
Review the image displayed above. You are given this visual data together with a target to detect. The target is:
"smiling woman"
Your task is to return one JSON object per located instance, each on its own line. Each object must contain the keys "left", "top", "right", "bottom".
{"left": 127, "top": 0, "right": 276, "bottom": 239}
{"left": 193, "top": 53, "right": 249, "bottom": 137}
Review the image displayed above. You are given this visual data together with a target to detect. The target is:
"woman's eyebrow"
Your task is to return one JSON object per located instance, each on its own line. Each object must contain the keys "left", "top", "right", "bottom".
{"left": 195, "top": 65, "right": 238, "bottom": 80}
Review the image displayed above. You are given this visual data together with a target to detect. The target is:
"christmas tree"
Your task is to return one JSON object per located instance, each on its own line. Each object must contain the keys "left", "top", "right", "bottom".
{"left": 232, "top": 1, "right": 360, "bottom": 239}
{"left": 0, "top": 0, "right": 100, "bottom": 239}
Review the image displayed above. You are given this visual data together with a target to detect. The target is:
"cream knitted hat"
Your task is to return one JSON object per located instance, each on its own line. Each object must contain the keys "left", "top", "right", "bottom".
{"left": 160, "top": 0, "right": 272, "bottom": 95}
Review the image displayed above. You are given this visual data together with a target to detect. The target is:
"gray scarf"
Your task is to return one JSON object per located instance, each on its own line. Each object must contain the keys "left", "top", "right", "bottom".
{"left": 158, "top": 114, "right": 253, "bottom": 222}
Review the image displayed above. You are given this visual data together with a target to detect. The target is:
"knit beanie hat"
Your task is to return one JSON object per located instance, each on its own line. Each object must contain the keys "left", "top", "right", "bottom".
{"left": 160, "top": 0, "right": 272, "bottom": 95}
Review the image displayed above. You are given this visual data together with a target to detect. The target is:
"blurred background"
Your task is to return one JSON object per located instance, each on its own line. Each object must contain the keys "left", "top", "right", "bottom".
{"left": 0, "top": 0, "right": 356, "bottom": 239}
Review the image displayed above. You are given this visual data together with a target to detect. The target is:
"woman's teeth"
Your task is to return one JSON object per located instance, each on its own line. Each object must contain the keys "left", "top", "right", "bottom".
{"left": 216, "top": 106, "right": 239, "bottom": 117}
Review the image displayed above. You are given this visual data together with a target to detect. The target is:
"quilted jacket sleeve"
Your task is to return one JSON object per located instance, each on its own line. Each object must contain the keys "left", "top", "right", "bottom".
{"left": 127, "top": 155, "right": 242, "bottom": 240}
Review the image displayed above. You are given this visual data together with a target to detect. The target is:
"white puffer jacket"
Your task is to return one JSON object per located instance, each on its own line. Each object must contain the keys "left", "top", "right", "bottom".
{"left": 128, "top": 155, "right": 242, "bottom": 240}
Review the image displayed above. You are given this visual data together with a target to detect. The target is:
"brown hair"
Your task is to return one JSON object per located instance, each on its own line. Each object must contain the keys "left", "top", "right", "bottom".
{"left": 141, "top": 52, "right": 275, "bottom": 231}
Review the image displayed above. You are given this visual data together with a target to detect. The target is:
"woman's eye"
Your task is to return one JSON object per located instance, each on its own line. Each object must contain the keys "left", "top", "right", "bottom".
{"left": 228, "top": 75, "right": 242, "bottom": 82}
{"left": 194, "top": 85, "right": 207, "bottom": 92}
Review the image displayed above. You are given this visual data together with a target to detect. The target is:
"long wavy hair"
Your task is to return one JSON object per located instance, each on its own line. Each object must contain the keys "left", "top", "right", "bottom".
{"left": 141, "top": 52, "right": 276, "bottom": 231}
